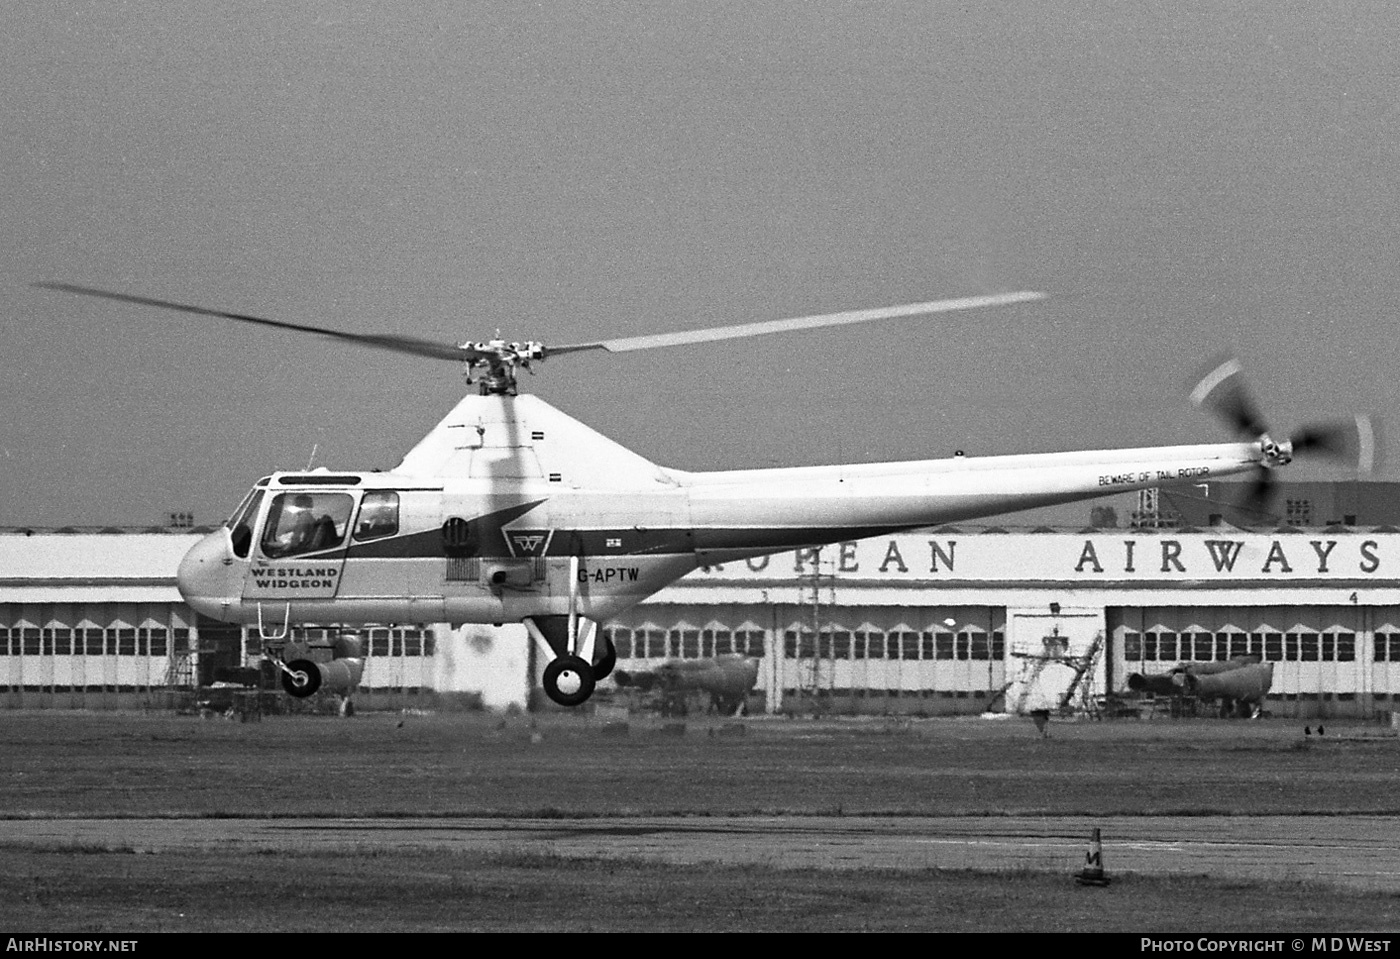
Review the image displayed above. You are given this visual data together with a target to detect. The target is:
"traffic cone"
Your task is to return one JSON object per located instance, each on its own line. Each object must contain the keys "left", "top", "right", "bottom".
{"left": 1075, "top": 827, "right": 1111, "bottom": 886}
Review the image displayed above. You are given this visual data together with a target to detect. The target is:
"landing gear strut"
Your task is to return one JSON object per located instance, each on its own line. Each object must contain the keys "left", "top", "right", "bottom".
{"left": 526, "top": 616, "right": 617, "bottom": 707}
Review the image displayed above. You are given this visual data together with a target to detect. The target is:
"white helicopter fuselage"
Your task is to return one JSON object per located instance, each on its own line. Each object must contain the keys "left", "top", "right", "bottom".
{"left": 177, "top": 393, "right": 1269, "bottom": 629}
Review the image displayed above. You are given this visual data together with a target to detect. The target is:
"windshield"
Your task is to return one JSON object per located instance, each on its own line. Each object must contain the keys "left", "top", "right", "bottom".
{"left": 225, "top": 488, "right": 265, "bottom": 559}
{"left": 260, "top": 491, "right": 354, "bottom": 559}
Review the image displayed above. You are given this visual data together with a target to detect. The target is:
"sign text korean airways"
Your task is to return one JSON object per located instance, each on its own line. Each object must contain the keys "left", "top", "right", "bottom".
{"left": 691, "top": 533, "right": 1397, "bottom": 583}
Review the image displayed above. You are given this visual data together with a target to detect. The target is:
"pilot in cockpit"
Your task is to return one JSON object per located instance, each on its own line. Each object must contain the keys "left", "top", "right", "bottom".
{"left": 281, "top": 494, "right": 318, "bottom": 552}
{"left": 263, "top": 491, "right": 345, "bottom": 557}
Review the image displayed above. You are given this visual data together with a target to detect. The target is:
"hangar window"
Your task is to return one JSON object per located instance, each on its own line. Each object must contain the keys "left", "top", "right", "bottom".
{"left": 369, "top": 628, "right": 391, "bottom": 657}
{"left": 832, "top": 631, "right": 851, "bottom": 659}
{"left": 83, "top": 629, "right": 104, "bottom": 655}
{"left": 1142, "top": 632, "right": 1158, "bottom": 660}
{"left": 1124, "top": 632, "right": 1141, "bottom": 660}
{"left": 22, "top": 629, "right": 41, "bottom": 656}
{"left": 607, "top": 627, "right": 632, "bottom": 658}
{"left": 1284, "top": 633, "right": 1300, "bottom": 661}
{"left": 784, "top": 627, "right": 806, "bottom": 658}
{"left": 1265, "top": 633, "right": 1283, "bottom": 661}
{"left": 956, "top": 632, "right": 972, "bottom": 660}
{"left": 646, "top": 629, "right": 668, "bottom": 658}
{"left": 1320, "top": 633, "right": 1335, "bottom": 662}
{"left": 1247, "top": 633, "right": 1265, "bottom": 658}
{"left": 714, "top": 629, "right": 733, "bottom": 656}
{"left": 969, "top": 632, "right": 990, "bottom": 660}
{"left": 1157, "top": 632, "right": 1177, "bottom": 661}
{"left": 936, "top": 632, "right": 955, "bottom": 660}
{"left": 403, "top": 630, "right": 424, "bottom": 657}
{"left": 50, "top": 629, "right": 72, "bottom": 655}
{"left": 680, "top": 630, "right": 700, "bottom": 658}
{"left": 866, "top": 631, "right": 884, "bottom": 659}
{"left": 0, "top": 627, "right": 8, "bottom": 655}
{"left": 146, "top": 629, "right": 168, "bottom": 657}
{"left": 899, "top": 632, "right": 918, "bottom": 660}
{"left": 1299, "top": 633, "right": 1319, "bottom": 662}
{"left": 717, "top": 628, "right": 752, "bottom": 657}
{"left": 737, "top": 630, "right": 764, "bottom": 657}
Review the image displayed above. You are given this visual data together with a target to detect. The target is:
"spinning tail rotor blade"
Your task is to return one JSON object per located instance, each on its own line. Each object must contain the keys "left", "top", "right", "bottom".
{"left": 548, "top": 290, "right": 1047, "bottom": 356}
{"left": 1237, "top": 467, "right": 1279, "bottom": 520}
{"left": 1189, "top": 355, "right": 1268, "bottom": 437}
{"left": 1293, "top": 414, "right": 1383, "bottom": 475}
{"left": 35, "top": 282, "right": 476, "bottom": 363}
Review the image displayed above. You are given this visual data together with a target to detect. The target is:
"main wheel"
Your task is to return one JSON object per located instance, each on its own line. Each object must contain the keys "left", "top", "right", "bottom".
{"left": 543, "top": 655, "right": 596, "bottom": 707}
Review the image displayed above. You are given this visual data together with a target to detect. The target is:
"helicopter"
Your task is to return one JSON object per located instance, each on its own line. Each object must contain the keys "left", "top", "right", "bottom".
{"left": 36, "top": 282, "right": 1376, "bottom": 707}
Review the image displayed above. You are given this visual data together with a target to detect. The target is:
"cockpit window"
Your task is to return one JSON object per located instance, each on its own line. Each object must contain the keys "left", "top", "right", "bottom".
{"left": 226, "top": 488, "right": 264, "bottom": 559}
{"left": 354, "top": 491, "right": 400, "bottom": 541}
{"left": 260, "top": 492, "right": 354, "bottom": 559}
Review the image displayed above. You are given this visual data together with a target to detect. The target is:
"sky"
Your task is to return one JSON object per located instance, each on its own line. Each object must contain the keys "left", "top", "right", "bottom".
{"left": 3, "top": 1, "right": 1398, "bottom": 528}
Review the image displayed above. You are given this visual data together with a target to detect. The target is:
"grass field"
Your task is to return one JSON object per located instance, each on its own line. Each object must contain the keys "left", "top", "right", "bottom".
{"left": 3, "top": 710, "right": 1400, "bottom": 932}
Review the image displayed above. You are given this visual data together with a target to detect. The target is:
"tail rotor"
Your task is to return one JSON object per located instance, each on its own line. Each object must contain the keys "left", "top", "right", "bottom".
{"left": 1189, "top": 355, "right": 1380, "bottom": 522}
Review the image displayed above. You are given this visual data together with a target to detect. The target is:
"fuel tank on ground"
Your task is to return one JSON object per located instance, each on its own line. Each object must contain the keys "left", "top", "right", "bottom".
{"left": 1180, "top": 661, "right": 1274, "bottom": 703}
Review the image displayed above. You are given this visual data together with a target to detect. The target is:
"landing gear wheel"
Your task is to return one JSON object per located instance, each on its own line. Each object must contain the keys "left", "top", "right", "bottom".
{"left": 591, "top": 638, "right": 617, "bottom": 682}
{"left": 280, "top": 659, "right": 322, "bottom": 698}
{"left": 543, "top": 655, "right": 596, "bottom": 707}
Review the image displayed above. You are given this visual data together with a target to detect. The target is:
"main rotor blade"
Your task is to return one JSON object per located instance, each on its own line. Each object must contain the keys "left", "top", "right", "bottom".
{"left": 548, "top": 290, "right": 1047, "bottom": 356}
{"left": 35, "top": 282, "right": 475, "bottom": 363}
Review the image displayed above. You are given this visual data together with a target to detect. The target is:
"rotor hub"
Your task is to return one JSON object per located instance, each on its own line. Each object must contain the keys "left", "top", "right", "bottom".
{"left": 1258, "top": 434, "right": 1293, "bottom": 468}
{"left": 460, "top": 341, "right": 547, "bottom": 395}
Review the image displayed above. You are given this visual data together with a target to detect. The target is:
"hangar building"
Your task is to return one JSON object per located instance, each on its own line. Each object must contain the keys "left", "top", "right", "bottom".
{"left": 4, "top": 482, "right": 1400, "bottom": 719}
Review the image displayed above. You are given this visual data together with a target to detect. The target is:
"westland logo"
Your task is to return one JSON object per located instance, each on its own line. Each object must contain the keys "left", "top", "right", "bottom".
{"left": 504, "top": 528, "right": 554, "bottom": 558}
